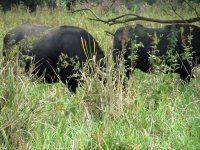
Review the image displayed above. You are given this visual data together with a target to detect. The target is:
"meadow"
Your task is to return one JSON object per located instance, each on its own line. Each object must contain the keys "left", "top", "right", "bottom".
{"left": 0, "top": 3, "right": 200, "bottom": 149}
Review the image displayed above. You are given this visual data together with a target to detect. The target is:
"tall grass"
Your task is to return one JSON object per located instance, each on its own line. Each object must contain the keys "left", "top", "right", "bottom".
{"left": 0, "top": 3, "right": 200, "bottom": 149}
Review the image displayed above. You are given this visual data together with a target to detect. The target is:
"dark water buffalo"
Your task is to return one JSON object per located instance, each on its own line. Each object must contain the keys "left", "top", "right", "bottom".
{"left": 3, "top": 24, "right": 51, "bottom": 61}
{"left": 113, "top": 24, "right": 200, "bottom": 82}
{"left": 3, "top": 25, "right": 105, "bottom": 92}
{"left": 21, "top": 25, "right": 104, "bottom": 92}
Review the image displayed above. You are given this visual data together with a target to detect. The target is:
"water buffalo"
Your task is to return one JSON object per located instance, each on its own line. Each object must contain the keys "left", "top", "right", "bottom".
{"left": 21, "top": 25, "right": 105, "bottom": 92}
{"left": 3, "top": 24, "right": 51, "bottom": 61}
{"left": 113, "top": 24, "right": 200, "bottom": 82}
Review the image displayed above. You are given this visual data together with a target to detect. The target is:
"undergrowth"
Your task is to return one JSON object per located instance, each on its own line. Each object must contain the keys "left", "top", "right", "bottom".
{"left": 0, "top": 3, "right": 200, "bottom": 149}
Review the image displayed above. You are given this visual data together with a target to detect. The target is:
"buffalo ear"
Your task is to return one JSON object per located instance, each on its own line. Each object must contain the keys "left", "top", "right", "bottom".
{"left": 135, "top": 24, "right": 145, "bottom": 37}
{"left": 135, "top": 24, "right": 144, "bottom": 29}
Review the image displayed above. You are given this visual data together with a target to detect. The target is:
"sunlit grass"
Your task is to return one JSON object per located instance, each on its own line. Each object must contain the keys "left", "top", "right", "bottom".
{"left": 0, "top": 3, "right": 200, "bottom": 149}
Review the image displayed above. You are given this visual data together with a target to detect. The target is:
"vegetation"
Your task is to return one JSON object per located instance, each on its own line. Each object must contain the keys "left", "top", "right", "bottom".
{"left": 1, "top": 0, "right": 200, "bottom": 12}
{"left": 0, "top": 2, "right": 200, "bottom": 149}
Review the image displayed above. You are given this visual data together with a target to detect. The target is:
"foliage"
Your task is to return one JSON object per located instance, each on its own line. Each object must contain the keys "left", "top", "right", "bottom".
{"left": 0, "top": 3, "right": 200, "bottom": 149}
{"left": 1, "top": 0, "right": 200, "bottom": 12}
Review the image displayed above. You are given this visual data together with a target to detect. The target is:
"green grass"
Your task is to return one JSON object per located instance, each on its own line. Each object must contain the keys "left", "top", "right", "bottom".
{"left": 0, "top": 3, "right": 200, "bottom": 149}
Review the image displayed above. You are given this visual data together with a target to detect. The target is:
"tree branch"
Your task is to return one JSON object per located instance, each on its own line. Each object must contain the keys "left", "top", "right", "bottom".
{"left": 89, "top": 13, "right": 200, "bottom": 25}
{"left": 68, "top": 8, "right": 108, "bottom": 24}
{"left": 169, "top": 2, "right": 185, "bottom": 21}
{"left": 70, "top": 8, "right": 200, "bottom": 25}
{"left": 183, "top": 0, "right": 199, "bottom": 17}
{"left": 104, "top": 30, "right": 114, "bottom": 36}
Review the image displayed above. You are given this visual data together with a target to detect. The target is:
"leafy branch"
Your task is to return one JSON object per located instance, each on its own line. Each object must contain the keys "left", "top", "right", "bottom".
{"left": 69, "top": 3, "right": 200, "bottom": 25}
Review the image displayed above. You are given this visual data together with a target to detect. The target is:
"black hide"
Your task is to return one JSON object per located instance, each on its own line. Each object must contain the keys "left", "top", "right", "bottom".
{"left": 25, "top": 25, "right": 105, "bottom": 92}
{"left": 3, "top": 24, "right": 51, "bottom": 60}
{"left": 113, "top": 24, "right": 200, "bottom": 82}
